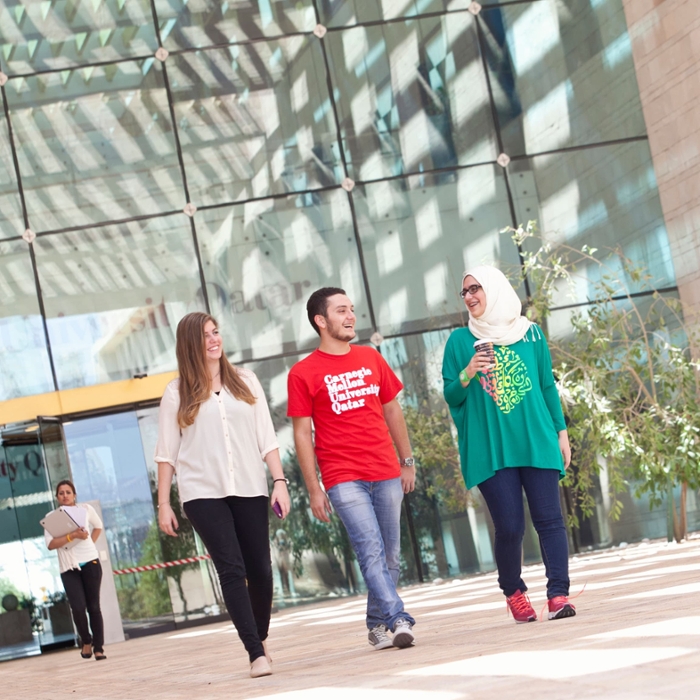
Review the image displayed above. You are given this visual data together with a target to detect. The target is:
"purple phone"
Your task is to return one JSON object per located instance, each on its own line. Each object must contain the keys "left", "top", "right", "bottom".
{"left": 272, "top": 500, "right": 283, "bottom": 519}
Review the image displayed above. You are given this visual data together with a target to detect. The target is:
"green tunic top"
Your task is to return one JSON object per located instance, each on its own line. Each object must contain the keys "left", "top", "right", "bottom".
{"left": 442, "top": 324, "right": 567, "bottom": 489}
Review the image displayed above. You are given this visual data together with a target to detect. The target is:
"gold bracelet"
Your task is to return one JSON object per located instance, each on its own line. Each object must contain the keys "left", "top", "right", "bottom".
{"left": 66, "top": 534, "right": 72, "bottom": 543}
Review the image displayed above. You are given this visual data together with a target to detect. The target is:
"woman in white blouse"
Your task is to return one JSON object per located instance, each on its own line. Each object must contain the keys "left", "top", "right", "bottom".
{"left": 45, "top": 480, "right": 106, "bottom": 660}
{"left": 156, "top": 312, "right": 290, "bottom": 679}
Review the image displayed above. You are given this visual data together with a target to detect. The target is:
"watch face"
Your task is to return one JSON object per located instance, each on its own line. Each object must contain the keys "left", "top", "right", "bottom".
{"left": 403, "top": 458, "right": 415, "bottom": 467}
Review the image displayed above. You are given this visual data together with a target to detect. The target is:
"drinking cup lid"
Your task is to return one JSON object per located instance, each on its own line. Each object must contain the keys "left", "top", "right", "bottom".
{"left": 473, "top": 339, "right": 495, "bottom": 347}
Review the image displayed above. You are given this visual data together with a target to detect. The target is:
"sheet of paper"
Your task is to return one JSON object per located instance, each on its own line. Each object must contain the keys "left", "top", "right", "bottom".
{"left": 62, "top": 505, "right": 87, "bottom": 529}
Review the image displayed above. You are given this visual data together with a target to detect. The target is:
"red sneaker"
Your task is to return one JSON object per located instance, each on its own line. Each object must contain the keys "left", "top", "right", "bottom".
{"left": 506, "top": 589, "right": 537, "bottom": 623}
{"left": 548, "top": 596, "right": 576, "bottom": 620}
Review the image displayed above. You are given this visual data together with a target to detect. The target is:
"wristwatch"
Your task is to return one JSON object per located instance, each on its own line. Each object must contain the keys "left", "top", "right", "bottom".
{"left": 401, "top": 457, "right": 415, "bottom": 468}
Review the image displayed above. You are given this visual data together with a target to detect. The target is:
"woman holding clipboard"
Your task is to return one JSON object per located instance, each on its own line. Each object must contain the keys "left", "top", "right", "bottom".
{"left": 43, "top": 479, "right": 106, "bottom": 660}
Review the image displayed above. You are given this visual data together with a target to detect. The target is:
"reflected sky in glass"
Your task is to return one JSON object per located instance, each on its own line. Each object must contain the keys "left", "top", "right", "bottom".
{"left": 0, "top": 113, "right": 24, "bottom": 239}
{"left": 0, "top": 0, "right": 158, "bottom": 74}
{"left": 155, "top": 0, "right": 316, "bottom": 50}
{"left": 33, "top": 214, "right": 205, "bottom": 389}
{"left": 64, "top": 411, "right": 155, "bottom": 568}
{"left": 196, "top": 189, "right": 369, "bottom": 361}
{"left": 481, "top": 0, "right": 646, "bottom": 156}
{"left": 0, "top": 239, "right": 55, "bottom": 399}
{"left": 325, "top": 12, "right": 498, "bottom": 181}
{"left": 319, "top": 0, "right": 471, "bottom": 27}
{"left": 168, "top": 37, "right": 341, "bottom": 206}
{"left": 510, "top": 140, "right": 674, "bottom": 305}
{"left": 6, "top": 59, "right": 184, "bottom": 232}
{"left": 355, "top": 165, "right": 521, "bottom": 335}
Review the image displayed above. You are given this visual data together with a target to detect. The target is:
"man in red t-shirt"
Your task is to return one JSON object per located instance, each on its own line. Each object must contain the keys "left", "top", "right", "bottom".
{"left": 288, "top": 287, "right": 417, "bottom": 650}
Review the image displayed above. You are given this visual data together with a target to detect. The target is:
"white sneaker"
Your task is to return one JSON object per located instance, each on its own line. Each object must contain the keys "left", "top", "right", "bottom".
{"left": 392, "top": 619, "right": 415, "bottom": 649}
{"left": 368, "top": 624, "right": 393, "bottom": 650}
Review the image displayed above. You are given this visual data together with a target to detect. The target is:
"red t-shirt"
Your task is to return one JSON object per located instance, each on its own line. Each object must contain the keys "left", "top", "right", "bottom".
{"left": 287, "top": 345, "right": 403, "bottom": 490}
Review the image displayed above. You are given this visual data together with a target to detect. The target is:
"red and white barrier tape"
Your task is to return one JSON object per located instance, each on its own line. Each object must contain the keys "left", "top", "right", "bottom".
{"left": 113, "top": 554, "right": 211, "bottom": 576}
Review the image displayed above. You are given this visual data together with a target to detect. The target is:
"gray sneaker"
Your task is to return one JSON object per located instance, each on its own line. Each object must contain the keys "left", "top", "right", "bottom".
{"left": 392, "top": 619, "right": 415, "bottom": 649}
{"left": 368, "top": 624, "right": 393, "bottom": 650}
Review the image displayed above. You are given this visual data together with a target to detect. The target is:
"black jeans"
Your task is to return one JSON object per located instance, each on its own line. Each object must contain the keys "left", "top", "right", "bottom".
{"left": 478, "top": 467, "right": 570, "bottom": 599}
{"left": 184, "top": 496, "right": 272, "bottom": 662}
{"left": 61, "top": 559, "right": 104, "bottom": 652}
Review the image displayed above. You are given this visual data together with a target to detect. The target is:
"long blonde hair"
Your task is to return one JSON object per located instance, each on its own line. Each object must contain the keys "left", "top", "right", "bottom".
{"left": 175, "top": 312, "right": 255, "bottom": 428}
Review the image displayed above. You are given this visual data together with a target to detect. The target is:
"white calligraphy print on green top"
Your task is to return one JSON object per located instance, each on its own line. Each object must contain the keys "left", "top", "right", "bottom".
{"left": 479, "top": 346, "right": 533, "bottom": 414}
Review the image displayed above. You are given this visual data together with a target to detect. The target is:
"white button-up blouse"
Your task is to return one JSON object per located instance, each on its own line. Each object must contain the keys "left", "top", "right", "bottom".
{"left": 154, "top": 368, "right": 279, "bottom": 503}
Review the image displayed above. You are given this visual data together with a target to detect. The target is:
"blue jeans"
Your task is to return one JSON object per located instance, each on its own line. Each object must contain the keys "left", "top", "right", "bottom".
{"left": 327, "top": 477, "right": 415, "bottom": 631}
{"left": 478, "top": 467, "right": 570, "bottom": 599}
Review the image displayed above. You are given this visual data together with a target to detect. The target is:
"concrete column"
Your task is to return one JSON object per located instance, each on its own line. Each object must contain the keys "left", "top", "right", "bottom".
{"left": 621, "top": 0, "right": 700, "bottom": 324}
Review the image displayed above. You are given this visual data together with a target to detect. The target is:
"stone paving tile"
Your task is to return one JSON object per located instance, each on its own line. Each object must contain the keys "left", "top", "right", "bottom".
{"left": 3, "top": 538, "right": 700, "bottom": 700}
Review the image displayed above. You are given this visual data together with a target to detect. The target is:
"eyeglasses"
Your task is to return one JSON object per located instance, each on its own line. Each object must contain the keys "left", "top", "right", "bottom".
{"left": 460, "top": 284, "right": 482, "bottom": 299}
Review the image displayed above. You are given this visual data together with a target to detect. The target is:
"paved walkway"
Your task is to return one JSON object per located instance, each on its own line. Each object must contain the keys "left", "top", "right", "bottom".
{"left": 4, "top": 538, "right": 700, "bottom": 700}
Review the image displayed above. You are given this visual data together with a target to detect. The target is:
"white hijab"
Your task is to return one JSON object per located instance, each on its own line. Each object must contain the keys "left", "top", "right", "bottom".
{"left": 463, "top": 265, "right": 532, "bottom": 346}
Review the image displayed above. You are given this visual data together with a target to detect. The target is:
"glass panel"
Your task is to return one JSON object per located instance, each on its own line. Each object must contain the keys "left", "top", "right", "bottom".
{"left": 155, "top": 0, "right": 317, "bottom": 51}
{"left": 6, "top": 60, "right": 184, "bottom": 232}
{"left": 168, "top": 37, "right": 342, "bottom": 207}
{"left": 0, "top": 0, "right": 158, "bottom": 75}
{"left": 0, "top": 426, "right": 52, "bottom": 543}
{"left": 481, "top": 0, "right": 646, "bottom": 156}
{"left": 0, "top": 423, "right": 66, "bottom": 660}
{"left": 196, "top": 189, "right": 370, "bottom": 361}
{"left": 64, "top": 412, "right": 177, "bottom": 635}
{"left": 509, "top": 141, "right": 675, "bottom": 310}
{"left": 324, "top": 12, "right": 498, "bottom": 180}
{"left": 32, "top": 214, "right": 205, "bottom": 389}
{"left": 0, "top": 112, "right": 24, "bottom": 239}
{"left": 354, "top": 165, "right": 520, "bottom": 336}
{"left": 37, "top": 418, "right": 71, "bottom": 491}
{"left": 318, "top": 0, "right": 471, "bottom": 27}
{"left": 136, "top": 406, "right": 223, "bottom": 626}
{"left": 0, "top": 239, "right": 55, "bottom": 400}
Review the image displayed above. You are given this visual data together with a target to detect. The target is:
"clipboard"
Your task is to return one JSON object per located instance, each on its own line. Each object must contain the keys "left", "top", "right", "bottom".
{"left": 61, "top": 505, "right": 87, "bottom": 529}
{"left": 40, "top": 508, "right": 82, "bottom": 550}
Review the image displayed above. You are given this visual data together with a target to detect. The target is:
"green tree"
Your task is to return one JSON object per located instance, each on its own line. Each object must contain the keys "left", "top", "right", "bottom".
{"left": 136, "top": 523, "right": 176, "bottom": 618}
{"left": 273, "top": 452, "right": 358, "bottom": 591}
{"left": 401, "top": 401, "right": 473, "bottom": 577}
{"left": 146, "top": 480, "right": 200, "bottom": 617}
{"left": 403, "top": 403, "right": 469, "bottom": 515}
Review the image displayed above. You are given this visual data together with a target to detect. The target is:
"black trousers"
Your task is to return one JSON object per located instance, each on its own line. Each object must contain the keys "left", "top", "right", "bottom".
{"left": 183, "top": 496, "right": 272, "bottom": 662}
{"left": 61, "top": 559, "right": 104, "bottom": 652}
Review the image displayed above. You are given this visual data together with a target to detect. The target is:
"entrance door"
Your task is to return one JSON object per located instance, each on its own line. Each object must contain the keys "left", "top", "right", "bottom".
{"left": 36, "top": 416, "right": 83, "bottom": 651}
{"left": 0, "top": 422, "right": 70, "bottom": 661}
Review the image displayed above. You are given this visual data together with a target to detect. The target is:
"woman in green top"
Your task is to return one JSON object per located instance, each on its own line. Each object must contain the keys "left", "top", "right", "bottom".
{"left": 442, "top": 265, "right": 576, "bottom": 623}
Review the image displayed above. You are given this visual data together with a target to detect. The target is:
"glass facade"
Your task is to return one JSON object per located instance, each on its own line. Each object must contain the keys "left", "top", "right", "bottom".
{"left": 1, "top": 0, "right": 697, "bottom": 659}
{"left": 0, "top": 0, "right": 675, "bottom": 399}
